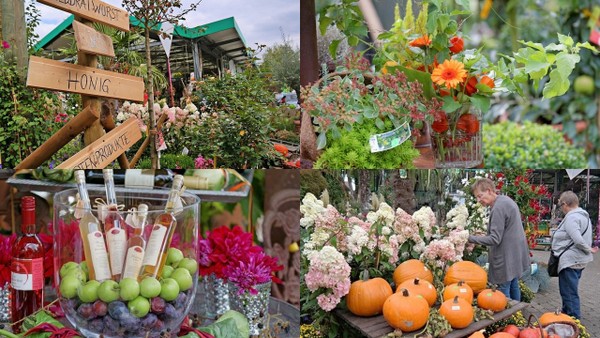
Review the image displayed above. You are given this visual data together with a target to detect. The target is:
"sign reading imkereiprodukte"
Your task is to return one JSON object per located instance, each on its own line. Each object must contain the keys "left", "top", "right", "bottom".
{"left": 37, "top": 0, "right": 130, "bottom": 31}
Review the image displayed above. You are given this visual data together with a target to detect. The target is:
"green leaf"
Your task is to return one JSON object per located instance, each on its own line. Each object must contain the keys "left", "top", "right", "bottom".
{"left": 319, "top": 16, "right": 334, "bottom": 35}
{"left": 542, "top": 69, "right": 570, "bottom": 99}
{"left": 316, "top": 132, "right": 327, "bottom": 150}
{"left": 544, "top": 43, "right": 566, "bottom": 52}
{"left": 437, "top": 14, "right": 450, "bottom": 32}
{"left": 517, "top": 49, "right": 550, "bottom": 80}
{"left": 554, "top": 51, "right": 580, "bottom": 78}
{"left": 576, "top": 41, "right": 599, "bottom": 52}
{"left": 329, "top": 39, "right": 341, "bottom": 58}
{"left": 469, "top": 95, "right": 491, "bottom": 113}
{"left": 198, "top": 317, "right": 246, "bottom": 338}
{"left": 518, "top": 40, "right": 545, "bottom": 52}
{"left": 375, "top": 118, "right": 385, "bottom": 129}
{"left": 398, "top": 66, "right": 435, "bottom": 99}
{"left": 557, "top": 33, "right": 574, "bottom": 48}
{"left": 442, "top": 96, "right": 462, "bottom": 113}
{"left": 347, "top": 35, "right": 359, "bottom": 46}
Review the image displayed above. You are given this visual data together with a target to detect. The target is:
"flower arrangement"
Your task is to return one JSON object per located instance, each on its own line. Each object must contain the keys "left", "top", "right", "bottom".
{"left": 304, "top": 246, "right": 351, "bottom": 312}
{"left": 374, "top": 0, "right": 598, "bottom": 167}
{"left": 197, "top": 225, "right": 282, "bottom": 294}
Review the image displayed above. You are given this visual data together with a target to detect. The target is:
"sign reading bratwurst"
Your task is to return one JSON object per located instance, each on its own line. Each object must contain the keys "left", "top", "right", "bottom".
{"left": 37, "top": 0, "right": 130, "bottom": 31}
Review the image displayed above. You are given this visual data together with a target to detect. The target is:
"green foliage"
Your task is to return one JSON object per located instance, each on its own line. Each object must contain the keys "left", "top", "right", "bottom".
{"left": 316, "top": 0, "right": 367, "bottom": 56}
{"left": 261, "top": 38, "right": 300, "bottom": 93}
{"left": 0, "top": 53, "right": 65, "bottom": 168}
{"left": 189, "top": 66, "right": 276, "bottom": 168}
{"left": 483, "top": 121, "right": 587, "bottom": 168}
{"left": 137, "top": 153, "right": 195, "bottom": 169}
{"left": 314, "top": 119, "right": 420, "bottom": 169}
{"left": 25, "top": 0, "right": 41, "bottom": 53}
{"left": 300, "top": 170, "right": 328, "bottom": 199}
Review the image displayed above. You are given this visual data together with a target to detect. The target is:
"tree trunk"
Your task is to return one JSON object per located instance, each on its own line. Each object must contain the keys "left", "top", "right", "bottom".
{"left": 358, "top": 170, "right": 371, "bottom": 213}
{"left": 2, "top": 0, "right": 27, "bottom": 80}
{"left": 145, "top": 26, "right": 158, "bottom": 169}
{"left": 299, "top": 0, "right": 318, "bottom": 165}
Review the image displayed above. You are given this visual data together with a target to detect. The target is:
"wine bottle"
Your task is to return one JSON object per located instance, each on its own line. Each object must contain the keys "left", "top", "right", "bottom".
{"left": 74, "top": 170, "right": 112, "bottom": 281}
{"left": 140, "top": 175, "right": 184, "bottom": 278}
{"left": 10, "top": 196, "right": 44, "bottom": 333}
{"left": 122, "top": 204, "right": 148, "bottom": 281}
{"left": 85, "top": 169, "right": 176, "bottom": 189}
{"left": 103, "top": 169, "right": 127, "bottom": 281}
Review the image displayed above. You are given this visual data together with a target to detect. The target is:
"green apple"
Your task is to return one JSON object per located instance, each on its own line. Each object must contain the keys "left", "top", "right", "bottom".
{"left": 161, "top": 265, "right": 174, "bottom": 279}
{"left": 78, "top": 280, "right": 100, "bottom": 303}
{"left": 79, "top": 261, "right": 89, "bottom": 277}
{"left": 59, "top": 275, "right": 81, "bottom": 299}
{"left": 119, "top": 278, "right": 140, "bottom": 301}
{"left": 178, "top": 258, "right": 198, "bottom": 275}
{"left": 64, "top": 268, "right": 87, "bottom": 284}
{"left": 59, "top": 262, "right": 79, "bottom": 278}
{"left": 166, "top": 248, "right": 184, "bottom": 267}
{"left": 171, "top": 268, "right": 193, "bottom": 291}
{"left": 98, "top": 280, "right": 120, "bottom": 303}
{"left": 159, "top": 278, "right": 180, "bottom": 301}
{"left": 128, "top": 296, "right": 150, "bottom": 318}
{"left": 574, "top": 75, "right": 595, "bottom": 96}
{"left": 140, "top": 277, "right": 161, "bottom": 298}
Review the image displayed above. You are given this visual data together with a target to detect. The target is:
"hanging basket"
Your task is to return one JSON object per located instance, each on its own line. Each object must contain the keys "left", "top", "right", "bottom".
{"left": 543, "top": 321, "right": 580, "bottom": 338}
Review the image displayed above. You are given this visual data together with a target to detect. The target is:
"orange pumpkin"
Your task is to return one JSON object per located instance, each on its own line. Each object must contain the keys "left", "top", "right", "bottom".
{"left": 397, "top": 278, "right": 437, "bottom": 306}
{"left": 456, "top": 113, "right": 480, "bottom": 134}
{"left": 490, "top": 333, "right": 519, "bottom": 338}
{"left": 443, "top": 261, "right": 488, "bottom": 294}
{"left": 439, "top": 295, "right": 473, "bottom": 329}
{"left": 443, "top": 280, "right": 474, "bottom": 305}
{"left": 469, "top": 331, "right": 485, "bottom": 338}
{"left": 346, "top": 277, "right": 393, "bottom": 317}
{"left": 393, "top": 259, "right": 434, "bottom": 286}
{"left": 383, "top": 289, "right": 429, "bottom": 332}
{"left": 477, "top": 286, "right": 508, "bottom": 312}
{"left": 539, "top": 309, "right": 575, "bottom": 326}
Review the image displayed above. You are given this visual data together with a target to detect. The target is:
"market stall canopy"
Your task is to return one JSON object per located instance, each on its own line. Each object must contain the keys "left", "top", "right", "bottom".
{"left": 34, "top": 15, "right": 250, "bottom": 78}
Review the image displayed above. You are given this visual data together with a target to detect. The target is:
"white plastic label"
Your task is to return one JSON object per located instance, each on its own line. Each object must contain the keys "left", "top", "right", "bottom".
{"left": 451, "top": 306, "right": 461, "bottom": 311}
{"left": 142, "top": 225, "right": 167, "bottom": 266}
{"left": 123, "top": 245, "right": 145, "bottom": 280}
{"left": 87, "top": 231, "right": 112, "bottom": 281}
{"left": 106, "top": 228, "right": 127, "bottom": 275}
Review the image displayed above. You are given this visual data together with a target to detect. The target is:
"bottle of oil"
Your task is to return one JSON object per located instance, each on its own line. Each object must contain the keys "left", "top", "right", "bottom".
{"left": 140, "top": 175, "right": 184, "bottom": 278}
{"left": 74, "top": 170, "right": 112, "bottom": 281}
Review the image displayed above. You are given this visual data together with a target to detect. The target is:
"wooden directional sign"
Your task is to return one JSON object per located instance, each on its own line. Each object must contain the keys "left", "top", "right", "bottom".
{"left": 27, "top": 56, "right": 144, "bottom": 101}
{"left": 72, "top": 20, "right": 115, "bottom": 57}
{"left": 37, "top": 0, "right": 130, "bottom": 31}
{"left": 57, "top": 117, "right": 142, "bottom": 169}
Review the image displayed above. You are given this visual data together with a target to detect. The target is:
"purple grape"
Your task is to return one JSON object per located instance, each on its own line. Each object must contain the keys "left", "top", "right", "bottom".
{"left": 120, "top": 315, "right": 140, "bottom": 332}
{"left": 77, "top": 303, "right": 95, "bottom": 319}
{"left": 88, "top": 318, "right": 104, "bottom": 332}
{"left": 163, "top": 303, "right": 178, "bottom": 320}
{"left": 150, "top": 297, "right": 166, "bottom": 314}
{"left": 140, "top": 313, "right": 158, "bottom": 330}
{"left": 108, "top": 301, "right": 127, "bottom": 320}
{"left": 92, "top": 300, "right": 108, "bottom": 317}
{"left": 173, "top": 292, "right": 187, "bottom": 309}
{"left": 103, "top": 315, "right": 121, "bottom": 332}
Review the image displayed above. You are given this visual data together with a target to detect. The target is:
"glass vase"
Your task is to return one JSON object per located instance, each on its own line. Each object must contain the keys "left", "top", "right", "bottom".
{"left": 53, "top": 187, "right": 200, "bottom": 338}
{"left": 431, "top": 104, "right": 483, "bottom": 168}
{"left": 200, "top": 273, "right": 230, "bottom": 319}
{"left": 228, "top": 281, "right": 271, "bottom": 336}
{"left": 0, "top": 282, "right": 9, "bottom": 322}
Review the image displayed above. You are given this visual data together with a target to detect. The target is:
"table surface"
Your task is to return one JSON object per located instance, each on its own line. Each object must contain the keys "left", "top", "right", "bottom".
{"left": 335, "top": 300, "right": 528, "bottom": 338}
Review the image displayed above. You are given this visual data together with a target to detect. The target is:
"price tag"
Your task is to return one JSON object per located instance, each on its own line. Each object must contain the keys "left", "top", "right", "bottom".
{"left": 369, "top": 121, "right": 411, "bottom": 153}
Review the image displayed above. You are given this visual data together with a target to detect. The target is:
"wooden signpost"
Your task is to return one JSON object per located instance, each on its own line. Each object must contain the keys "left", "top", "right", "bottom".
{"left": 27, "top": 56, "right": 143, "bottom": 101}
{"left": 17, "top": 0, "right": 147, "bottom": 169}
{"left": 56, "top": 117, "right": 142, "bottom": 169}
{"left": 37, "top": 0, "right": 130, "bottom": 31}
{"left": 72, "top": 20, "right": 116, "bottom": 57}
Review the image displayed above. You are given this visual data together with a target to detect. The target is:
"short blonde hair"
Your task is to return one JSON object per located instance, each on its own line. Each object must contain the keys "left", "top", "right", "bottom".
{"left": 472, "top": 178, "right": 496, "bottom": 194}
{"left": 559, "top": 191, "right": 579, "bottom": 207}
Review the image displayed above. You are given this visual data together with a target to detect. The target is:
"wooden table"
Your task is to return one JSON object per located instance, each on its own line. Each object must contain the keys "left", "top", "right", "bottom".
{"left": 335, "top": 300, "right": 528, "bottom": 338}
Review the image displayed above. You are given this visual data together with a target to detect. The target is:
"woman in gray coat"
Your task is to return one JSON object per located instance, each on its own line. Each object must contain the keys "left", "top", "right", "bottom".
{"left": 552, "top": 191, "right": 598, "bottom": 319}
{"left": 468, "top": 178, "right": 531, "bottom": 301}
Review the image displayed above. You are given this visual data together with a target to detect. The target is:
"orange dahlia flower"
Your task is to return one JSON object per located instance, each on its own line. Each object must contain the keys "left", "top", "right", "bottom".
{"left": 431, "top": 59, "right": 468, "bottom": 89}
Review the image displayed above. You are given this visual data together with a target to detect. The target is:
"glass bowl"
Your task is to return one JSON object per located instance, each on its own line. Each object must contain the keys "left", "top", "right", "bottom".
{"left": 53, "top": 187, "right": 200, "bottom": 338}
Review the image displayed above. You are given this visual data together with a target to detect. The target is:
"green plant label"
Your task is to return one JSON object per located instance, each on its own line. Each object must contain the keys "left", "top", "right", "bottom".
{"left": 368, "top": 122, "right": 411, "bottom": 153}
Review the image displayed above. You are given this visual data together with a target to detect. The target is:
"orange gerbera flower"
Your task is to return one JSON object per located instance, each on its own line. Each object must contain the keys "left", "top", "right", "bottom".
{"left": 431, "top": 59, "right": 468, "bottom": 89}
{"left": 410, "top": 35, "right": 432, "bottom": 48}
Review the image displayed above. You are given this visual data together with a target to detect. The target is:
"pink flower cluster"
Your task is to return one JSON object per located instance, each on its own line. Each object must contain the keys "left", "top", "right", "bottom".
{"left": 304, "top": 246, "right": 351, "bottom": 312}
{"left": 1, "top": 40, "right": 9, "bottom": 49}
{"left": 194, "top": 155, "right": 214, "bottom": 169}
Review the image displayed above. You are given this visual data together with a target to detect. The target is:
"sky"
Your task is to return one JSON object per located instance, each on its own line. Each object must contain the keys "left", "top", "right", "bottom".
{"left": 34, "top": 0, "right": 299, "bottom": 57}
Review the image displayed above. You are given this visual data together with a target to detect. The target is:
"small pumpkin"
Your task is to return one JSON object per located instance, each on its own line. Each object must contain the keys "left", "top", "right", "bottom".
{"left": 502, "top": 324, "right": 521, "bottom": 337}
{"left": 443, "top": 280, "right": 473, "bottom": 305}
{"left": 439, "top": 295, "right": 473, "bottom": 329}
{"left": 346, "top": 271, "right": 393, "bottom": 317}
{"left": 443, "top": 261, "right": 488, "bottom": 294}
{"left": 469, "top": 331, "right": 485, "bottom": 338}
{"left": 383, "top": 288, "right": 429, "bottom": 332}
{"left": 393, "top": 259, "right": 434, "bottom": 286}
{"left": 490, "top": 333, "right": 518, "bottom": 338}
{"left": 456, "top": 113, "right": 480, "bottom": 134}
{"left": 397, "top": 278, "right": 437, "bottom": 306}
{"left": 539, "top": 309, "right": 575, "bottom": 326}
{"left": 477, "top": 286, "right": 508, "bottom": 312}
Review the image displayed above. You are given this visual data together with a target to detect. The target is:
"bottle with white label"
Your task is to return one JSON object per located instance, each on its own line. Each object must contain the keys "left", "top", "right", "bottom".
{"left": 74, "top": 170, "right": 112, "bottom": 281}
{"left": 103, "top": 169, "right": 128, "bottom": 281}
{"left": 10, "top": 196, "right": 44, "bottom": 333}
{"left": 122, "top": 204, "right": 148, "bottom": 281}
{"left": 141, "top": 175, "right": 184, "bottom": 278}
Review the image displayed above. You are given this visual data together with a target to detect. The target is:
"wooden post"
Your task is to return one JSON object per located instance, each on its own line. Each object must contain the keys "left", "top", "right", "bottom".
{"left": 299, "top": 0, "right": 319, "bottom": 164}
{"left": 15, "top": 106, "right": 99, "bottom": 169}
{"left": 100, "top": 102, "right": 130, "bottom": 169}
{"left": 1, "top": 0, "right": 27, "bottom": 79}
